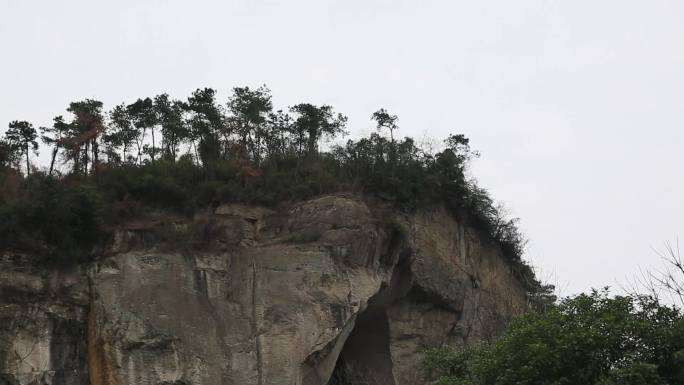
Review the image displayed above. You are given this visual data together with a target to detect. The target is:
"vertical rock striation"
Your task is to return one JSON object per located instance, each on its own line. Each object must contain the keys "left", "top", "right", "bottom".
{"left": 0, "top": 254, "right": 89, "bottom": 385}
{"left": 0, "top": 194, "right": 528, "bottom": 385}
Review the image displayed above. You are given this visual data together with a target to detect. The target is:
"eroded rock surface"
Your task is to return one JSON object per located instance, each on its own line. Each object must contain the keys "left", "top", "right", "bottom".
{"left": 0, "top": 254, "right": 89, "bottom": 385}
{"left": 0, "top": 194, "right": 527, "bottom": 385}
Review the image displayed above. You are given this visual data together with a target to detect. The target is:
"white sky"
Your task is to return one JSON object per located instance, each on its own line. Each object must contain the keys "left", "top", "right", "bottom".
{"left": 1, "top": 0, "right": 683, "bottom": 296}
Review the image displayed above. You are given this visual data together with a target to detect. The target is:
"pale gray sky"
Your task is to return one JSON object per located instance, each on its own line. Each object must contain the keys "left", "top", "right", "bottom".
{"left": 2, "top": 0, "right": 683, "bottom": 296}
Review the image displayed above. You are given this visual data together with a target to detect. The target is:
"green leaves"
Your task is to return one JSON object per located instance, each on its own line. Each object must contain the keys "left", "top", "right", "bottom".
{"left": 422, "top": 290, "right": 684, "bottom": 385}
{"left": 0, "top": 174, "right": 107, "bottom": 264}
{"left": 371, "top": 108, "right": 399, "bottom": 142}
{"left": 290, "top": 103, "right": 348, "bottom": 156}
{"left": 0, "top": 86, "right": 538, "bottom": 287}
{"left": 5, "top": 120, "right": 38, "bottom": 175}
{"left": 597, "top": 363, "right": 668, "bottom": 385}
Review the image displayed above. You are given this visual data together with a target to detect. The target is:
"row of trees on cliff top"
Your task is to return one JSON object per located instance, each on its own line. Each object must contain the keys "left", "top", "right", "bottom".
{"left": 0, "top": 86, "right": 356, "bottom": 177}
{"left": 0, "top": 85, "right": 548, "bottom": 299}
{"left": 0, "top": 86, "right": 481, "bottom": 219}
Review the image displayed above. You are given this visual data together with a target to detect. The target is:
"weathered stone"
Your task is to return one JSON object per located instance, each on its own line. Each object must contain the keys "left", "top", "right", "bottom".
{"left": 0, "top": 254, "right": 89, "bottom": 385}
{"left": 0, "top": 195, "right": 527, "bottom": 385}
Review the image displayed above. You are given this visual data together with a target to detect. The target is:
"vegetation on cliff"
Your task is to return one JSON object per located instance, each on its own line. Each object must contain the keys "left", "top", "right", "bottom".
{"left": 0, "top": 85, "right": 548, "bottom": 297}
{"left": 422, "top": 289, "right": 684, "bottom": 385}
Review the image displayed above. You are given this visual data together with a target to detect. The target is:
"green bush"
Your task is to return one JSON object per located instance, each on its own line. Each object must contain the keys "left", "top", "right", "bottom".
{"left": 0, "top": 130, "right": 543, "bottom": 296}
{"left": 2, "top": 87, "right": 546, "bottom": 297}
{"left": 422, "top": 289, "right": 684, "bottom": 385}
{"left": 0, "top": 173, "right": 108, "bottom": 264}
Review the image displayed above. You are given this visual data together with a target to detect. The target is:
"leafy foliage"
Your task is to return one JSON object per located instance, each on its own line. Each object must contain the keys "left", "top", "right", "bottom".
{"left": 0, "top": 174, "right": 108, "bottom": 264}
{"left": 371, "top": 108, "right": 399, "bottom": 142}
{"left": 0, "top": 86, "right": 546, "bottom": 297}
{"left": 5, "top": 120, "right": 38, "bottom": 175}
{"left": 422, "top": 289, "right": 684, "bottom": 385}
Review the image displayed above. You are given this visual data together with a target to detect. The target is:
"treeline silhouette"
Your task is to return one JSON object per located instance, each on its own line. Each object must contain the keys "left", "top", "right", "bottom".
{"left": 0, "top": 85, "right": 550, "bottom": 298}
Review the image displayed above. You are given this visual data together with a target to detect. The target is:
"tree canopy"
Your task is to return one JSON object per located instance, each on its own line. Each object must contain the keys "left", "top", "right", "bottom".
{"left": 422, "top": 289, "right": 684, "bottom": 385}
{"left": 0, "top": 85, "right": 547, "bottom": 298}
{"left": 5, "top": 120, "right": 37, "bottom": 175}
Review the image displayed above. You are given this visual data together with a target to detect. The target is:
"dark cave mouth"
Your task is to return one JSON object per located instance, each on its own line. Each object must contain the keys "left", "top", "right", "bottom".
{"left": 327, "top": 305, "right": 396, "bottom": 385}
{"left": 326, "top": 251, "right": 412, "bottom": 385}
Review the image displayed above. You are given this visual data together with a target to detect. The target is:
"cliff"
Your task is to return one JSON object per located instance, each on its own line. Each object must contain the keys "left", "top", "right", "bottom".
{"left": 0, "top": 194, "right": 528, "bottom": 385}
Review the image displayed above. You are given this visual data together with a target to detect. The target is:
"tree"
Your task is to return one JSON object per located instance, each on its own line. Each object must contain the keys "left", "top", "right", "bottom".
{"left": 289, "top": 103, "right": 347, "bottom": 157}
{"left": 422, "top": 289, "right": 684, "bottom": 385}
{"left": 40, "top": 116, "right": 71, "bottom": 176}
{"left": 66, "top": 99, "right": 105, "bottom": 175}
{"left": 127, "top": 97, "right": 158, "bottom": 162}
{"left": 371, "top": 108, "right": 399, "bottom": 142}
{"left": 630, "top": 240, "right": 684, "bottom": 308}
{"left": 0, "top": 139, "right": 19, "bottom": 170}
{"left": 227, "top": 85, "right": 273, "bottom": 163}
{"left": 5, "top": 120, "right": 38, "bottom": 175}
{"left": 154, "top": 94, "right": 188, "bottom": 161}
{"left": 105, "top": 104, "right": 139, "bottom": 164}
{"left": 265, "top": 109, "right": 293, "bottom": 160}
{"left": 444, "top": 134, "right": 479, "bottom": 165}
{"left": 185, "top": 88, "right": 224, "bottom": 167}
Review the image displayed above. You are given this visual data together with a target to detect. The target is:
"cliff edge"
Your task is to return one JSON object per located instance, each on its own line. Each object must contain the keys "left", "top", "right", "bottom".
{"left": 0, "top": 194, "right": 527, "bottom": 385}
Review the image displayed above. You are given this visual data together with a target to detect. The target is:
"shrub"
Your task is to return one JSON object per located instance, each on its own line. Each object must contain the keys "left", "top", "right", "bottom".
{"left": 0, "top": 173, "right": 108, "bottom": 264}
{"left": 422, "top": 289, "right": 684, "bottom": 385}
{"left": 0, "top": 129, "right": 537, "bottom": 293}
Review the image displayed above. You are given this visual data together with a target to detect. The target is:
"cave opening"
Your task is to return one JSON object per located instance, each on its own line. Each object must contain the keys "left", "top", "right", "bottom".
{"left": 327, "top": 304, "right": 396, "bottom": 385}
{"left": 328, "top": 288, "right": 395, "bottom": 385}
{"left": 325, "top": 251, "right": 412, "bottom": 385}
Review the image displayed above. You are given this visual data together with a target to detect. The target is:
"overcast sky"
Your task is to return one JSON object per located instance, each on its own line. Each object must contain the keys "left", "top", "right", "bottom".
{"left": 1, "top": 0, "right": 683, "bottom": 296}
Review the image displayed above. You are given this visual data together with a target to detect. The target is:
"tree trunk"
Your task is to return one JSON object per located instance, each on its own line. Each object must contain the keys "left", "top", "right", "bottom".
{"left": 84, "top": 142, "right": 89, "bottom": 175}
{"left": 136, "top": 140, "right": 142, "bottom": 164}
{"left": 25, "top": 145, "right": 30, "bottom": 176}
{"left": 193, "top": 141, "right": 200, "bottom": 164}
{"left": 48, "top": 145, "right": 59, "bottom": 176}
{"left": 92, "top": 139, "right": 99, "bottom": 174}
{"left": 136, "top": 128, "right": 145, "bottom": 164}
{"left": 151, "top": 127, "right": 155, "bottom": 162}
{"left": 72, "top": 146, "right": 80, "bottom": 175}
{"left": 307, "top": 130, "right": 317, "bottom": 157}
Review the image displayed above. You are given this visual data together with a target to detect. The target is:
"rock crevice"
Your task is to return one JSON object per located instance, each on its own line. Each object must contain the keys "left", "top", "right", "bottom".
{"left": 0, "top": 195, "right": 527, "bottom": 385}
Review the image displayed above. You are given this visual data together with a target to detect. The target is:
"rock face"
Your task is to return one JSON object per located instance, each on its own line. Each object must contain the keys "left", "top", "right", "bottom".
{"left": 0, "top": 194, "right": 528, "bottom": 385}
{"left": 0, "top": 255, "right": 89, "bottom": 385}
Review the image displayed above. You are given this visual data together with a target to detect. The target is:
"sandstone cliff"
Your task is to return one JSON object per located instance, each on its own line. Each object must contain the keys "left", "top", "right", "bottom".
{"left": 0, "top": 194, "right": 528, "bottom": 385}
